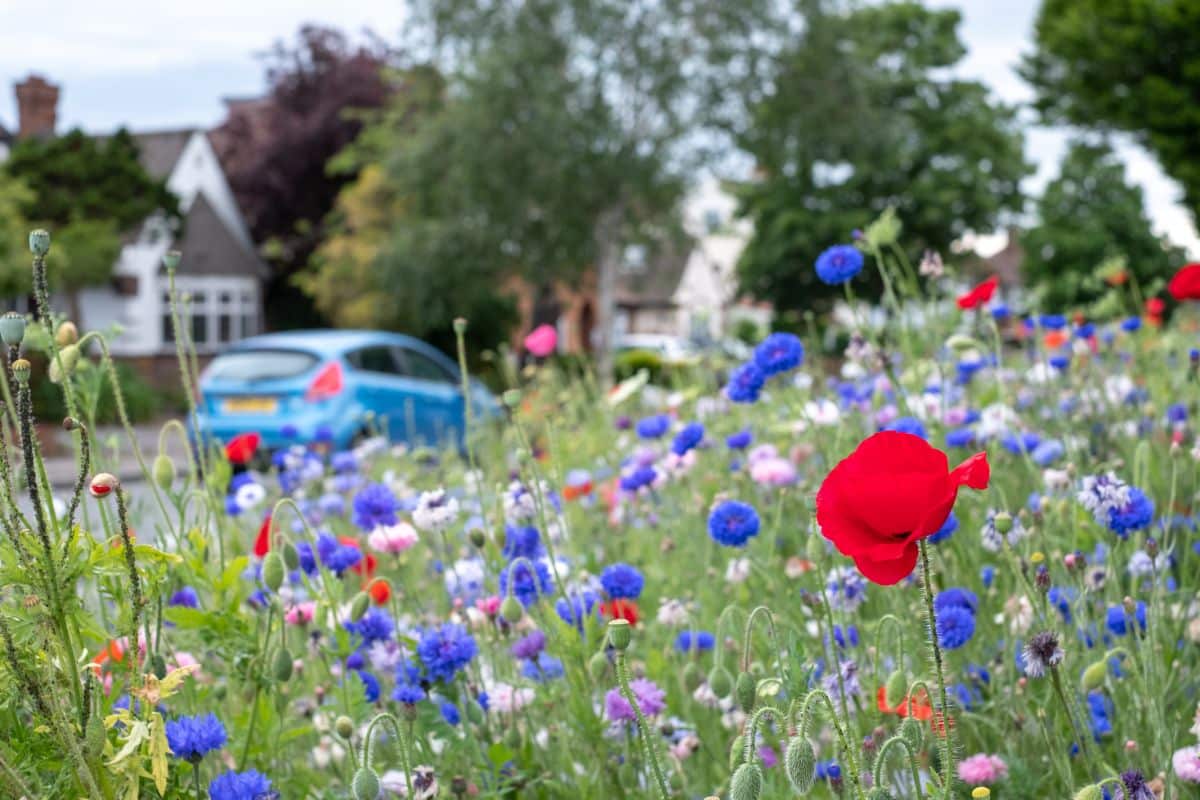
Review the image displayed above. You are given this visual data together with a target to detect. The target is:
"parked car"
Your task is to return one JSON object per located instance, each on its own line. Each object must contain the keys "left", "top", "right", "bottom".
{"left": 195, "top": 330, "right": 500, "bottom": 451}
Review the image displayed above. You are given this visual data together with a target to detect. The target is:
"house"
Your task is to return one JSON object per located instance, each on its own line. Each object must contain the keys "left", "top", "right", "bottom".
{"left": 2, "top": 74, "right": 268, "bottom": 382}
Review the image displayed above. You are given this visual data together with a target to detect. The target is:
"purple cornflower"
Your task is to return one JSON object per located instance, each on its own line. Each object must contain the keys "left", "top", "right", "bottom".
{"left": 671, "top": 422, "right": 705, "bottom": 456}
{"left": 604, "top": 678, "right": 666, "bottom": 722}
{"left": 169, "top": 586, "right": 199, "bottom": 609}
{"left": 165, "top": 713, "right": 227, "bottom": 762}
{"left": 416, "top": 623, "right": 478, "bottom": 683}
{"left": 351, "top": 483, "right": 399, "bottom": 532}
{"left": 511, "top": 630, "right": 547, "bottom": 661}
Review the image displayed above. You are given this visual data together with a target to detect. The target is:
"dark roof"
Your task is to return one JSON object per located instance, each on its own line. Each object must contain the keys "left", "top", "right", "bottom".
{"left": 171, "top": 193, "right": 269, "bottom": 279}
{"left": 131, "top": 129, "right": 195, "bottom": 179}
{"left": 615, "top": 235, "right": 693, "bottom": 307}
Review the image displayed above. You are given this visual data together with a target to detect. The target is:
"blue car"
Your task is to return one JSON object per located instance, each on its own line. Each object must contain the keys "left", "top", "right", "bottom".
{"left": 196, "top": 330, "right": 500, "bottom": 451}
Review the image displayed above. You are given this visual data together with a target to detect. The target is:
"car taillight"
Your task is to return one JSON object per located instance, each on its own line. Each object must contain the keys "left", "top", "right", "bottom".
{"left": 305, "top": 361, "right": 344, "bottom": 402}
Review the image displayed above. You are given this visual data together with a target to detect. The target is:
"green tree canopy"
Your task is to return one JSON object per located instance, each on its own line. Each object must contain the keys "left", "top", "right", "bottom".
{"left": 735, "top": 0, "right": 1030, "bottom": 316}
{"left": 1022, "top": 140, "right": 1186, "bottom": 311}
{"left": 1021, "top": 0, "right": 1200, "bottom": 217}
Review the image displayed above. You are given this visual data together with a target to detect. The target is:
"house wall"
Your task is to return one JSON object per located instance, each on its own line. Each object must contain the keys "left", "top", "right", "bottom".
{"left": 167, "top": 133, "right": 255, "bottom": 251}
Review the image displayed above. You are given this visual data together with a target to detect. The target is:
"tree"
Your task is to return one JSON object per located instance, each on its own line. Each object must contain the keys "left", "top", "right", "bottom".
{"left": 1021, "top": 0, "right": 1200, "bottom": 216}
{"left": 734, "top": 1, "right": 1030, "bottom": 316}
{"left": 211, "top": 25, "right": 397, "bottom": 329}
{"left": 302, "top": 0, "right": 778, "bottom": 379}
{"left": 0, "top": 174, "right": 34, "bottom": 298}
{"left": 2, "top": 128, "right": 178, "bottom": 315}
{"left": 1022, "top": 140, "right": 1186, "bottom": 311}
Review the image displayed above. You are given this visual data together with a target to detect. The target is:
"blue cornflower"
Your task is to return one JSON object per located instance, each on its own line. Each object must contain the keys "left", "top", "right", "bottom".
{"left": 169, "top": 586, "right": 199, "bottom": 609}
{"left": 990, "top": 304, "right": 1010, "bottom": 320}
{"left": 1108, "top": 488, "right": 1154, "bottom": 538}
{"left": 393, "top": 682, "right": 426, "bottom": 704}
{"left": 635, "top": 414, "right": 671, "bottom": 439}
{"left": 1047, "top": 587, "right": 1076, "bottom": 623}
{"left": 521, "top": 653, "right": 565, "bottom": 682}
{"left": 1121, "top": 316, "right": 1142, "bottom": 332}
{"left": 815, "top": 244, "right": 864, "bottom": 285}
{"left": 1087, "top": 692, "right": 1113, "bottom": 740}
{"left": 935, "top": 604, "right": 976, "bottom": 650}
{"left": 671, "top": 422, "right": 705, "bottom": 456}
{"left": 981, "top": 565, "right": 996, "bottom": 588}
{"left": 950, "top": 682, "right": 983, "bottom": 710}
{"left": 295, "top": 541, "right": 317, "bottom": 576}
{"left": 351, "top": 483, "right": 398, "bottom": 531}
{"left": 511, "top": 630, "right": 547, "bottom": 660}
{"left": 945, "top": 427, "right": 975, "bottom": 448}
{"left": 499, "top": 560, "right": 553, "bottom": 606}
{"left": 317, "top": 492, "right": 346, "bottom": 517}
{"left": 675, "top": 631, "right": 716, "bottom": 653}
{"left": 208, "top": 770, "right": 272, "bottom": 800}
{"left": 1075, "top": 322, "right": 1095, "bottom": 338}
{"left": 707, "top": 500, "right": 760, "bottom": 547}
{"left": 1048, "top": 355, "right": 1070, "bottom": 370}
{"left": 726, "top": 429, "right": 752, "bottom": 449}
{"left": 416, "top": 623, "right": 478, "bottom": 683}
{"left": 619, "top": 465, "right": 658, "bottom": 492}
{"left": 725, "top": 362, "right": 766, "bottom": 404}
{"left": 355, "top": 670, "right": 380, "bottom": 703}
{"left": 165, "top": 713, "right": 227, "bottom": 762}
{"left": 1168, "top": 403, "right": 1188, "bottom": 424}
{"left": 555, "top": 591, "right": 599, "bottom": 629}
{"left": 1001, "top": 432, "right": 1041, "bottom": 454}
{"left": 1032, "top": 439, "right": 1065, "bottom": 466}
{"left": 885, "top": 416, "right": 927, "bottom": 440}
{"left": 934, "top": 587, "right": 978, "bottom": 616}
{"left": 315, "top": 532, "right": 362, "bottom": 575}
{"left": 815, "top": 760, "right": 842, "bottom": 781}
{"left": 502, "top": 525, "right": 544, "bottom": 561}
{"left": 753, "top": 332, "right": 804, "bottom": 376}
{"left": 440, "top": 700, "right": 461, "bottom": 725}
{"left": 832, "top": 624, "right": 859, "bottom": 649}
{"left": 346, "top": 650, "right": 365, "bottom": 670}
{"left": 1039, "top": 314, "right": 1067, "bottom": 330}
{"left": 929, "top": 511, "right": 959, "bottom": 544}
{"left": 600, "top": 563, "right": 644, "bottom": 600}
{"left": 1105, "top": 602, "right": 1147, "bottom": 636}
{"left": 346, "top": 608, "right": 394, "bottom": 644}
{"left": 331, "top": 451, "right": 358, "bottom": 474}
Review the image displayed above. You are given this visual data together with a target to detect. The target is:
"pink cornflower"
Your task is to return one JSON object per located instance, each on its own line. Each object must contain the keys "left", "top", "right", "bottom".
{"left": 750, "top": 456, "right": 797, "bottom": 486}
{"left": 285, "top": 601, "right": 316, "bottom": 625}
{"left": 368, "top": 521, "right": 419, "bottom": 554}
{"left": 957, "top": 753, "right": 1008, "bottom": 785}
{"left": 605, "top": 678, "right": 666, "bottom": 723}
{"left": 1174, "top": 746, "right": 1200, "bottom": 783}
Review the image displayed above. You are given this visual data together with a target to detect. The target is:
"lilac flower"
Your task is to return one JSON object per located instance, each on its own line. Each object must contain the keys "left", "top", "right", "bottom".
{"left": 605, "top": 678, "right": 666, "bottom": 722}
{"left": 416, "top": 623, "right": 477, "bottom": 682}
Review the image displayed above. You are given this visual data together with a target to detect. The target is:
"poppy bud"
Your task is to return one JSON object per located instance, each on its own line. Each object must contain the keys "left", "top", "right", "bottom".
{"left": 162, "top": 250, "right": 181, "bottom": 271}
{"left": 805, "top": 532, "right": 826, "bottom": 563}
{"left": 47, "top": 344, "right": 80, "bottom": 383}
{"left": 28, "top": 229, "right": 50, "bottom": 256}
{"left": 453, "top": 318, "right": 468, "bottom": 335}
{"left": 351, "top": 766, "right": 381, "bottom": 800}
{"left": 898, "top": 717, "right": 924, "bottom": 754}
{"left": 729, "top": 734, "right": 745, "bottom": 771}
{"left": 273, "top": 647, "right": 294, "bottom": 683}
{"left": 147, "top": 653, "right": 167, "bottom": 680}
{"left": 729, "top": 762, "right": 763, "bottom": 800}
{"left": 735, "top": 671, "right": 756, "bottom": 713}
{"left": 503, "top": 725, "right": 522, "bottom": 750}
{"left": 993, "top": 512, "right": 1013, "bottom": 535}
{"left": 334, "top": 715, "right": 355, "bottom": 739}
{"left": 62, "top": 416, "right": 80, "bottom": 431}
{"left": 0, "top": 312, "right": 25, "bottom": 347}
{"left": 151, "top": 454, "right": 176, "bottom": 491}
{"left": 884, "top": 670, "right": 907, "bottom": 709}
{"left": 587, "top": 650, "right": 609, "bottom": 681}
{"left": 1081, "top": 660, "right": 1107, "bottom": 691}
{"left": 502, "top": 389, "right": 522, "bottom": 408}
{"left": 468, "top": 528, "right": 486, "bottom": 549}
{"left": 281, "top": 542, "right": 300, "bottom": 571}
{"left": 708, "top": 664, "right": 734, "bottom": 698}
{"left": 465, "top": 699, "right": 484, "bottom": 724}
{"left": 500, "top": 595, "right": 524, "bottom": 624}
{"left": 11, "top": 358, "right": 30, "bottom": 384}
{"left": 682, "top": 661, "right": 704, "bottom": 692}
{"left": 261, "top": 552, "right": 286, "bottom": 593}
{"left": 55, "top": 321, "right": 78, "bottom": 347}
{"left": 784, "top": 735, "right": 816, "bottom": 791}
{"left": 89, "top": 473, "right": 119, "bottom": 499}
{"left": 1073, "top": 787, "right": 1103, "bottom": 800}
{"left": 607, "top": 619, "right": 631, "bottom": 651}
{"left": 349, "top": 592, "right": 370, "bottom": 622}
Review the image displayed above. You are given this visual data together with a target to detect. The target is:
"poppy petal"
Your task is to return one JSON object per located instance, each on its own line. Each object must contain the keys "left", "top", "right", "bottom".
{"left": 854, "top": 545, "right": 918, "bottom": 585}
{"left": 949, "top": 451, "right": 990, "bottom": 490}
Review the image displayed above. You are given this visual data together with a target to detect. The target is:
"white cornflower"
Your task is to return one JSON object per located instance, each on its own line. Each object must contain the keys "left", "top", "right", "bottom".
{"left": 413, "top": 488, "right": 459, "bottom": 532}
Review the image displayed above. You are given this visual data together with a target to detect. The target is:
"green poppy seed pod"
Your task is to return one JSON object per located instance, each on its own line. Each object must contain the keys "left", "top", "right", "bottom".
{"left": 728, "top": 734, "right": 745, "bottom": 771}
{"left": 28, "top": 229, "right": 50, "bottom": 256}
{"left": 55, "top": 320, "right": 78, "bottom": 346}
{"left": 1081, "top": 660, "right": 1107, "bottom": 691}
{"left": 884, "top": 669, "right": 907, "bottom": 709}
{"left": 349, "top": 591, "right": 371, "bottom": 622}
{"left": 273, "top": 647, "right": 294, "bottom": 683}
{"left": 993, "top": 512, "right": 1014, "bottom": 535}
{"left": 162, "top": 250, "right": 181, "bottom": 272}
{"left": 708, "top": 664, "right": 734, "bottom": 698}
{"left": 502, "top": 389, "right": 522, "bottom": 408}
{"left": 898, "top": 716, "right": 924, "bottom": 754}
{"left": 47, "top": 343, "right": 80, "bottom": 384}
{"left": 334, "top": 715, "right": 355, "bottom": 740}
{"left": 281, "top": 542, "right": 300, "bottom": 571}
{"left": 261, "top": 552, "right": 286, "bottom": 593}
{"left": 465, "top": 698, "right": 484, "bottom": 724}
{"left": 11, "top": 358, "right": 30, "bottom": 384}
{"left": 352, "top": 766, "right": 381, "bottom": 800}
{"left": 453, "top": 318, "right": 468, "bottom": 335}
{"left": 0, "top": 312, "right": 25, "bottom": 347}
{"left": 500, "top": 595, "right": 524, "bottom": 624}
{"left": 152, "top": 454, "right": 176, "bottom": 490}
{"left": 735, "top": 671, "right": 756, "bottom": 713}
{"left": 588, "top": 650, "right": 609, "bottom": 680}
{"left": 805, "top": 532, "right": 826, "bottom": 563}
{"left": 147, "top": 653, "right": 167, "bottom": 680}
{"left": 729, "top": 762, "right": 763, "bottom": 800}
{"left": 784, "top": 735, "right": 816, "bottom": 792}
{"left": 607, "top": 619, "right": 632, "bottom": 651}
{"left": 469, "top": 528, "right": 486, "bottom": 549}
{"left": 682, "top": 661, "right": 704, "bottom": 692}
{"left": 1073, "top": 785, "right": 1103, "bottom": 800}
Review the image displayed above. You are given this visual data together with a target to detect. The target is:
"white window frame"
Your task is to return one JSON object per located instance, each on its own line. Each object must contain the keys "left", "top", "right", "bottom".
{"left": 161, "top": 276, "right": 260, "bottom": 354}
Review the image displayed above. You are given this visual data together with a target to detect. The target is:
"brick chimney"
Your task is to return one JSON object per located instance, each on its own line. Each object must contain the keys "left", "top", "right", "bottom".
{"left": 14, "top": 74, "right": 59, "bottom": 139}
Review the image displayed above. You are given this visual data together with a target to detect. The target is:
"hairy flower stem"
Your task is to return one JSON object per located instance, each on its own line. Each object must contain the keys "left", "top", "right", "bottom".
{"left": 799, "top": 689, "right": 863, "bottom": 799}
{"left": 1049, "top": 665, "right": 1092, "bottom": 770}
{"left": 239, "top": 603, "right": 274, "bottom": 770}
{"left": 166, "top": 265, "right": 209, "bottom": 477}
{"left": 872, "top": 736, "right": 925, "bottom": 800}
{"left": 363, "top": 712, "right": 416, "bottom": 798}
{"left": 114, "top": 485, "right": 143, "bottom": 689}
{"left": 62, "top": 420, "right": 90, "bottom": 557}
{"left": 741, "top": 605, "right": 791, "bottom": 689}
{"left": 919, "top": 539, "right": 956, "bottom": 799}
{"left": 614, "top": 651, "right": 670, "bottom": 799}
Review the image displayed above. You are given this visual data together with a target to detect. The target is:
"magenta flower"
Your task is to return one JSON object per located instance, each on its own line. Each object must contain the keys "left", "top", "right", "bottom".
{"left": 604, "top": 678, "right": 666, "bottom": 723}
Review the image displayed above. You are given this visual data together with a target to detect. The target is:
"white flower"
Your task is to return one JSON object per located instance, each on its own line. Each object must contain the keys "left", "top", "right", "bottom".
{"left": 488, "top": 682, "right": 535, "bottom": 713}
{"left": 1127, "top": 549, "right": 1170, "bottom": 577}
{"left": 368, "top": 521, "right": 419, "bottom": 554}
{"left": 1043, "top": 469, "right": 1071, "bottom": 491}
{"left": 1076, "top": 473, "right": 1131, "bottom": 526}
{"left": 980, "top": 510, "right": 1028, "bottom": 552}
{"left": 1103, "top": 375, "right": 1136, "bottom": 405}
{"left": 803, "top": 399, "right": 841, "bottom": 426}
{"left": 919, "top": 250, "right": 944, "bottom": 278}
{"left": 977, "top": 403, "right": 1018, "bottom": 440}
{"left": 692, "top": 682, "right": 721, "bottom": 709}
{"left": 311, "top": 735, "right": 345, "bottom": 769}
{"left": 1004, "top": 595, "right": 1034, "bottom": 635}
{"left": 656, "top": 598, "right": 691, "bottom": 626}
{"left": 234, "top": 481, "right": 266, "bottom": 510}
{"left": 725, "top": 557, "right": 751, "bottom": 584}
{"left": 413, "top": 489, "right": 459, "bottom": 533}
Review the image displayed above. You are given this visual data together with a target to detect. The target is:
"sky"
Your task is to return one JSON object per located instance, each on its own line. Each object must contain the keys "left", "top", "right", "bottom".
{"left": 0, "top": 0, "right": 1196, "bottom": 257}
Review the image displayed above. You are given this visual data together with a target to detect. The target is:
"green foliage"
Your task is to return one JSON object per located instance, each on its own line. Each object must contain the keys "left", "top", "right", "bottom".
{"left": 614, "top": 349, "right": 665, "bottom": 383}
{"left": 0, "top": 174, "right": 34, "bottom": 297}
{"left": 1022, "top": 0, "right": 1200, "bottom": 215}
{"left": 1022, "top": 140, "right": 1187, "bottom": 311}
{"left": 30, "top": 359, "right": 170, "bottom": 424}
{"left": 735, "top": 0, "right": 1030, "bottom": 313}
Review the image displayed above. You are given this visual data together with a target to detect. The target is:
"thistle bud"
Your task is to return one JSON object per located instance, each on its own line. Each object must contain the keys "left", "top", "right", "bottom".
{"left": 281, "top": 542, "right": 300, "bottom": 571}
{"left": 11, "top": 358, "right": 30, "bottom": 384}
{"left": 587, "top": 650, "right": 609, "bottom": 680}
{"left": 708, "top": 665, "right": 734, "bottom": 698}
{"left": 729, "top": 762, "right": 763, "bottom": 800}
{"left": 898, "top": 716, "right": 924, "bottom": 754}
{"left": 1081, "top": 660, "right": 1107, "bottom": 691}
{"left": 735, "top": 671, "right": 757, "bottom": 713}
{"left": 884, "top": 669, "right": 907, "bottom": 709}
{"left": 334, "top": 715, "right": 355, "bottom": 740}
{"left": 261, "top": 552, "right": 286, "bottom": 592}
{"left": 729, "top": 734, "right": 745, "bottom": 771}
{"left": 468, "top": 528, "right": 486, "bottom": 549}
{"left": 89, "top": 472, "right": 119, "bottom": 499}
{"left": 55, "top": 321, "right": 78, "bottom": 346}
{"left": 0, "top": 313, "right": 25, "bottom": 347}
{"left": 273, "top": 647, "right": 294, "bottom": 682}
{"left": 993, "top": 512, "right": 1013, "bottom": 535}
{"left": 152, "top": 454, "right": 176, "bottom": 490}
{"left": 607, "top": 619, "right": 631, "bottom": 651}
{"left": 29, "top": 229, "right": 50, "bottom": 256}
{"left": 500, "top": 595, "right": 524, "bottom": 624}
{"left": 349, "top": 591, "right": 370, "bottom": 622}
{"left": 162, "top": 250, "right": 181, "bottom": 272}
{"left": 1072, "top": 786, "right": 1103, "bottom": 800}
{"left": 47, "top": 344, "right": 80, "bottom": 383}
{"left": 351, "top": 766, "right": 381, "bottom": 800}
{"left": 784, "top": 735, "right": 816, "bottom": 792}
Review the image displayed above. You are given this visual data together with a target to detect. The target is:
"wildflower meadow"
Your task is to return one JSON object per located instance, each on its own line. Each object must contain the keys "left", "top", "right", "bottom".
{"left": 5, "top": 218, "right": 1200, "bottom": 800}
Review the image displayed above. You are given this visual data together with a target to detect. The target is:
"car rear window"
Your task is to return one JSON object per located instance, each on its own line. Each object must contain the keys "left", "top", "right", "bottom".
{"left": 205, "top": 349, "right": 319, "bottom": 382}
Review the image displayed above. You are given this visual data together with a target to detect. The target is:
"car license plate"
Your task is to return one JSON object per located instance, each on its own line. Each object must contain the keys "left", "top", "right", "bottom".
{"left": 222, "top": 396, "right": 278, "bottom": 414}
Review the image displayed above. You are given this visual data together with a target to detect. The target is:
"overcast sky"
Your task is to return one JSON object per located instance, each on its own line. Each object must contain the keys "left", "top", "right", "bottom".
{"left": 0, "top": 0, "right": 1195, "bottom": 256}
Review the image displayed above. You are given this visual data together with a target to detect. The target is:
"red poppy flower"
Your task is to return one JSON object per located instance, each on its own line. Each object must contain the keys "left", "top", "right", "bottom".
{"left": 254, "top": 515, "right": 272, "bottom": 558}
{"left": 1169, "top": 263, "right": 1200, "bottom": 301}
{"left": 816, "top": 431, "right": 990, "bottom": 584}
{"left": 601, "top": 599, "right": 639, "bottom": 626}
{"left": 340, "top": 535, "right": 376, "bottom": 577}
{"left": 930, "top": 710, "right": 956, "bottom": 738}
{"left": 1146, "top": 297, "right": 1165, "bottom": 315}
{"left": 955, "top": 276, "right": 998, "bottom": 310}
{"left": 367, "top": 578, "right": 391, "bottom": 605}
{"left": 225, "top": 432, "right": 261, "bottom": 465}
{"left": 876, "top": 685, "right": 933, "bottom": 721}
